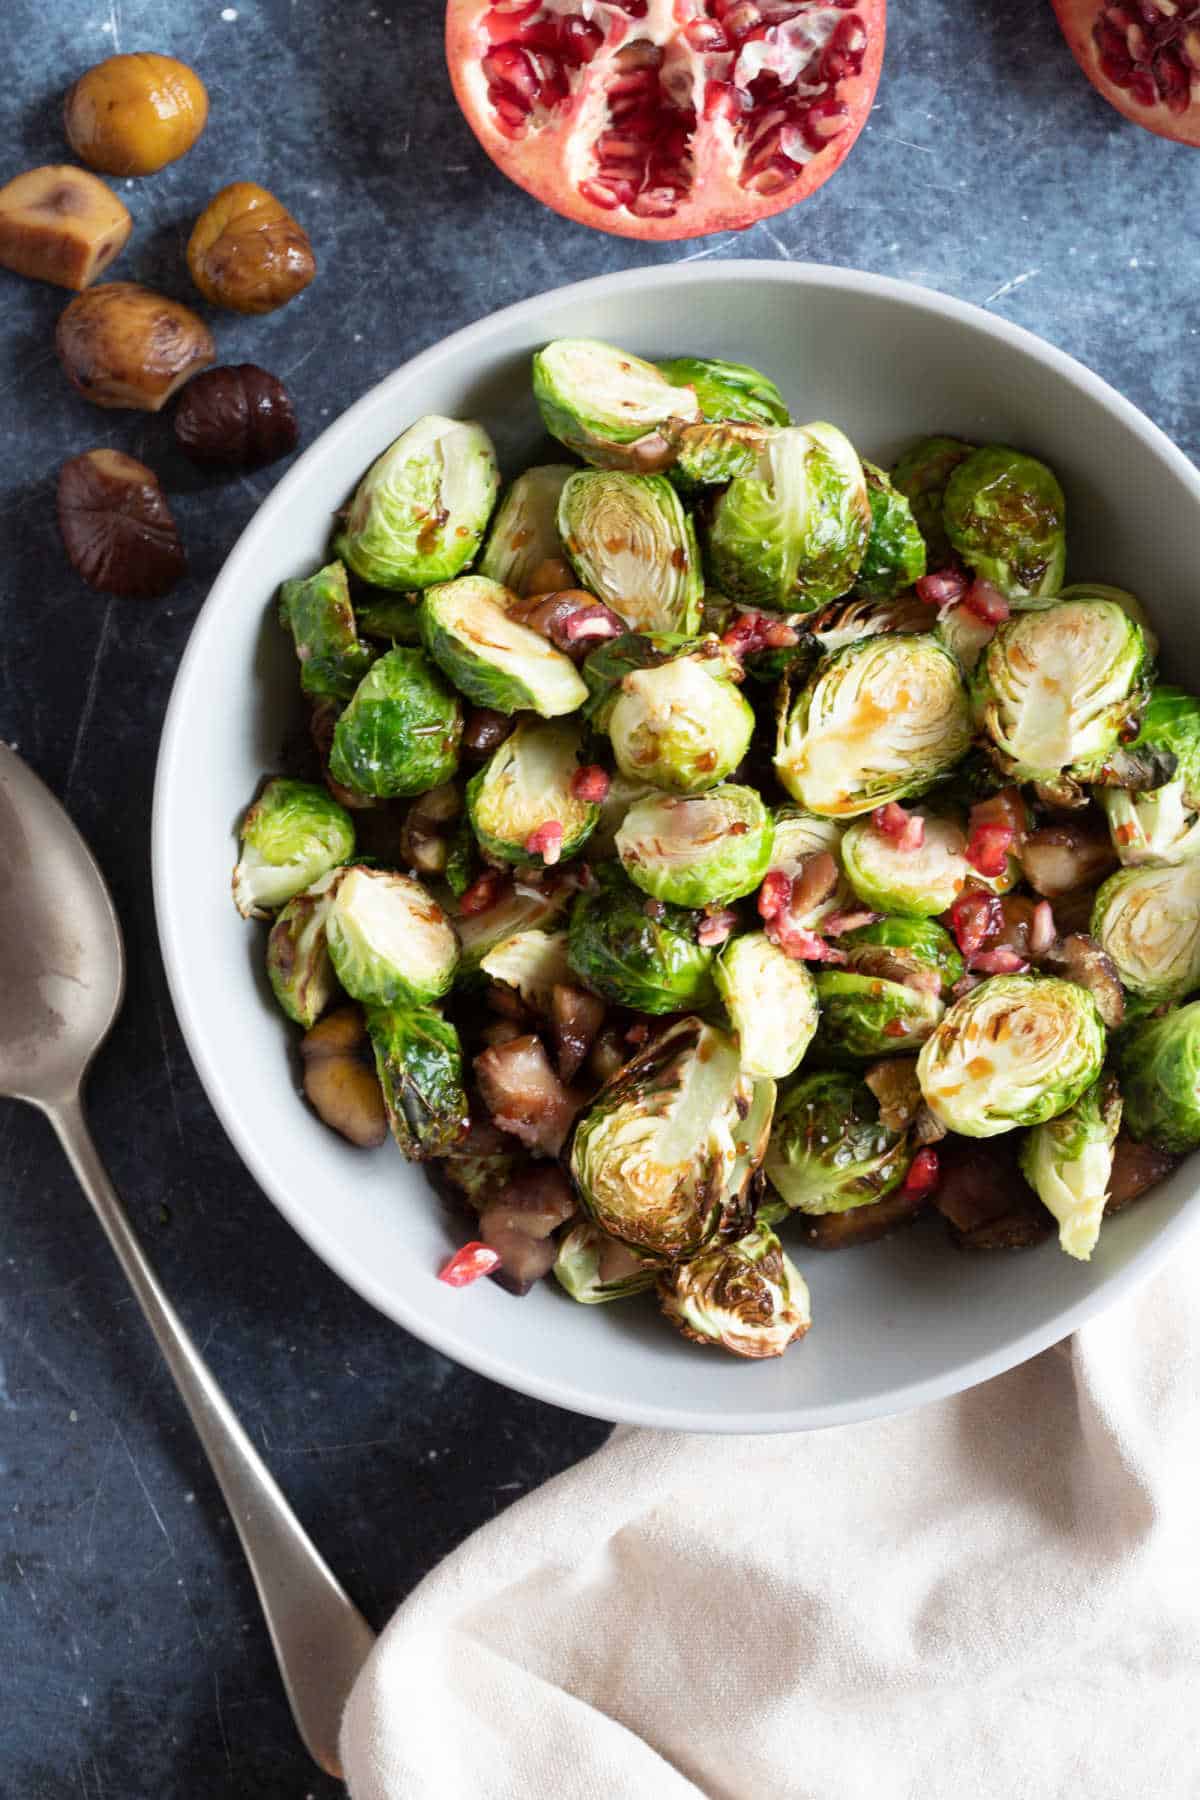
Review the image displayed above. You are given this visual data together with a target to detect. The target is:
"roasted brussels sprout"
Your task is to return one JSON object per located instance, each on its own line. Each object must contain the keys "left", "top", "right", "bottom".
{"left": 419, "top": 576, "right": 587, "bottom": 719}
{"left": 1118, "top": 1002, "right": 1200, "bottom": 1152}
{"left": 763, "top": 1069, "right": 914, "bottom": 1215}
{"left": 714, "top": 931, "right": 819, "bottom": 1080}
{"left": 334, "top": 415, "right": 499, "bottom": 590}
{"left": 328, "top": 648, "right": 462, "bottom": 799}
{"left": 1090, "top": 858, "right": 1200, "bottom": 1007}
{"left": 917, "top": 975, "right": 1106, "bottom": 1137}
{"left": 606, "top": 650, "right": 755, "bottom": 794}
{"left": 775, "top": 635, "right": 972, "bottom": 817}
{"left": 855, "top": 462, "right": 927, "bottom": 599}
{"left": 1099, "top": 686, "right": 1200, "bottom": 866}
{"left": 478, "top": 927, "right": 571, "bottom": 1010}
{"left": 558, "top": 471, "right": 702, "bottom": 635}
{"left": 365, "top": 1003, "right": 469, "bottom": 1161}
{"left": 840, "top": 916, "right": 965, "bottom": 995}
{"left": 553, "top": 1221, "right": 656, "bottom": 1304}
{"left": 813, "top": 965, "right": 944, "bottom": 1061}
{"left": 1057, "top": 582, "right": 1159, "bottom": 656}
{"left": 278, "top": 560, "right": 374, "bottom": 702}
{"left": 354, "top": 590, "right": 422, "bottom": 644}
{"left": 569, "top": 1016, "right": 774, "bottom": 1260}
{"left": 232, "top": 778, "right": 354, "bottom": 918}
{"left": 808, "top": 591, "right": 931, "bottom": 657}
{"left": 943, "top": 445, "right": 1066, "bottom": 604}
{"left": 841, "top": 809, "right": 1015, "bottom": 918}
{"left": 453, "top": 875, "right": 571, "bottom": 972}
{"left": 656, "top": 355, "right": 790, "bottom": 429}
{"left": 658, "top": 1219, "right": 811, "bottom": 1359}
{"left": 704, "top": 423, "right": 871, "bottom": 611}
{"left": 662, "top": 418, "right": 770, "bottom": 493}
{"left": 1019, "top": 1074, "right": 1122, "bottom": 1261}
{"left": 265, "top": 870, "right": 339, "bottom": 1028}
{"left": 478, "top": 465, "right": 574, "bottom": 592}
{"left": 466, "top": 718, "right": 598, "bottom": 868}
{"left": 326, "top": 866, "right": 459, "bottom": 1006}
{"left": 972, "top": 598, "right": 1150, "bottom": 788}
{"left": 566, "top": 865, "right": 716, "bottom": 1014}
{"left": 533, "top": 338, "right": 699, "bottom": 468}
{"left": 891, "top": 435, "right": 975, "bottom": 566}
{"left": 615, "top": 785, "right": 773, "bottom": 907}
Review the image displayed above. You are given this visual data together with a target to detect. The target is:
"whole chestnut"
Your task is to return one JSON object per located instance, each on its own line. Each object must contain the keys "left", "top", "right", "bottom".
{"left": 56, "top": 281, "right": 215, "bottom": 411}
{"left": 173, "top": 364, "right": 299, "bottom": 472}
{"left": 187, "top": 182, "right": 315, "bottom": 315}
{"left": 64, "top": 53, "right": 209, "bottom": 177}
{"left": 57, "top": 449, "right": 185, "bottom": 598}
{"left": 0, "top": 165, "right": 131, "bottom": 291}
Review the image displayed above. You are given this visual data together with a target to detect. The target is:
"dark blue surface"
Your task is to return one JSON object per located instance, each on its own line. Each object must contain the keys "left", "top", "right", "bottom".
{"left": 1, "top": 3, "right": 1197, "bottom": 1793}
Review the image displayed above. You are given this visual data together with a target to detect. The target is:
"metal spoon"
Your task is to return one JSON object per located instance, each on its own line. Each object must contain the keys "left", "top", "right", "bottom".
{"left": 0, "top": 742, "right": 376, "bottom": 1778}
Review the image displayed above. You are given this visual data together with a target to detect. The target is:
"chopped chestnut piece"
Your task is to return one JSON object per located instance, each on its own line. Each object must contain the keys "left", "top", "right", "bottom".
{"left": 0, "top": 165, "right": 131, "bottom": 291}
{"left": 462, "top": 707, "right": 513, "bottom": 757}
{"left": 1020, "top": 822, "right": 1117, "bottom": 899}
{"left": 57, "top": 449, "right": 185, "bottom": 598}
{"left": 934, "top": 1138, "right": 1053, "bottom": 1251}
{"left": 1106, "top": 1135, "right": 1179, "bottom": 1215}
{"left": 299, "top": 1006, "right": 388, "bottom": 1148}
{"left": 798, "top": 1184, "right": 931, "bottom": 1250}
{"left": 551, "top": 983, "right": 606, "bottom": 1080}
{"left": 509, "top": 590, "right": 625, "bottom": 661}
{"left": 474, "top": 1034, "right": 582, "bottom": 1157}
{"left": 174, "top": 364, "right": 299, "bottom": 471}
{"left": 1043, "top": 933, "right": 1125, "bottom": 1031}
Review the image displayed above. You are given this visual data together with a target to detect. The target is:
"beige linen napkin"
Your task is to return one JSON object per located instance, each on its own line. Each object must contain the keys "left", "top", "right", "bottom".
{"left": 341, "top": 1246, "right": 1200, "bottom": 1799}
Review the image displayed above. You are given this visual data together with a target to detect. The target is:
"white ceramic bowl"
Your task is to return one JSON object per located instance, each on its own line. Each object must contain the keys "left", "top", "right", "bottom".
{"left": 154, "top": 262, "right": 1200, "bottom": 1433}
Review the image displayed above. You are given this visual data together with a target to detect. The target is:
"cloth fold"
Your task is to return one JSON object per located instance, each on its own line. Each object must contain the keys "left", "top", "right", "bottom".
{"left": 341, "top": 1245, "right": 1200, "bottom": 1799}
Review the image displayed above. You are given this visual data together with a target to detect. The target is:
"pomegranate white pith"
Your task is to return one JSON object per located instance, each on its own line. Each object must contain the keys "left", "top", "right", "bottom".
{"left": 1053, "top": 0, "right": 1200, "bottom": 146}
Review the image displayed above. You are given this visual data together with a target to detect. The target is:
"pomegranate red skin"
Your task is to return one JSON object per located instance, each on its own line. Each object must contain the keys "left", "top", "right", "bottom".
{"left": 446, "top": 1, "right": 887, "bottom": 242}
{"left": 1052, "top": 0, "right": 1200, "bottom": 148}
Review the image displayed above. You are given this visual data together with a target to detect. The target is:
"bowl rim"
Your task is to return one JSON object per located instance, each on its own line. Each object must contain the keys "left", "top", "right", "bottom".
{"left": 152, "top": 259, "right": 1200, "bottom": 1433}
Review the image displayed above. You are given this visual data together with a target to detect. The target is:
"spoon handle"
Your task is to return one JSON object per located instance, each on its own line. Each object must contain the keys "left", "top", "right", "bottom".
{"left": 47, "top": 1089, "right": 376, "bottom": 1778}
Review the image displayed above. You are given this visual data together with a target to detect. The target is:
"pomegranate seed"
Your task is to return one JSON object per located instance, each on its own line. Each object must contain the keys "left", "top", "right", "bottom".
{"left": 803, "top": 99, "right": 850, "bottom": 150}
{"left": 482, "top": 1, "right": 540, "bottom": 44}
{"left": 578, "top": 179, "right": 623, "bottom": 210}
{"left": 963, "top": 579, "right": 1010, "bottom": 624}
{"left": 685, "top": 18, "right": 729, "bottom": 51}
{"left": 491, "top": 91, "right": 531, "bottom": 131}
{"left": 439, "top": 1242, "right": 501, "bottom": 1287}
{"left": 483, "top": 43, "right": 539, "bottom": 98}
{"left": 524, "top": 821, "right": 564, "bottom": 865}
{"left": 561, "top": 16, "right": 604, "bottom": 63}
{"left": 946, "top": 891, "right": 1003, "bottom": 958}
{"left": 969, "top": 786, "right": 1027, "bottom": 844}
{"left": 916, "top": 569, "right": 967, "bottom": 607}
{"left": 902, "top": 1148, "right": 940, "bottom": 1197}
{"left": 721, "top": 610, "right": 799, "bottom": 657}
{"left": 458, "top": 870, "right": 509, "bottom": 917}
{"left": 1029, "top": 900, "right": 1057, "bottom": 958}
{"left": 966, "top": 822, "right": 1015, "bottom": 878}
{"left": 570, "top": 764, "right": 611, "bottom": 804}
{"left": 873, "top": 803, "right": 926, "bottom": 851}
{"left": 968, "top": 947, "right": 1030, "bottom": 975}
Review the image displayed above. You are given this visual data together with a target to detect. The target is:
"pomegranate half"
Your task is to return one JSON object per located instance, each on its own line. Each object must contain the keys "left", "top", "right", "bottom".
{"left": 445, "top": 0, "right": 886, "bottom": 241}
{"left": 1052, "top": 0, "right": 1200, "bottom": 146}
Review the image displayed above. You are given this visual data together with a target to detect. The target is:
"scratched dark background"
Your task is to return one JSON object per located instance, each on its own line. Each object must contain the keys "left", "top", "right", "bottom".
{"left": 1, "top": 2, "right": 1197, "bottom": 1795}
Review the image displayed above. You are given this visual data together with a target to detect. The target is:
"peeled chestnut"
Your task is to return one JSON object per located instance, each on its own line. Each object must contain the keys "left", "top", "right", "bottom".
{"left": 56, "top": 281, "right": 215, "bottom": 411}
{"left": 299, "top": 1006, "right": 388, "bottom": 1148}
{"left": 64, "top": 53, "right": 209, "bottom": 177}
{"left": 57, "top": 449, "right": 185, "bottom": 599}
{"left": 0, "top": 165, "right": 131, "bottom": 291}
{"left": 173, "top": 364, "right": 299, "bottom": 472}
{"left": 187, "top": 182, "right": 315, "bottom": 315}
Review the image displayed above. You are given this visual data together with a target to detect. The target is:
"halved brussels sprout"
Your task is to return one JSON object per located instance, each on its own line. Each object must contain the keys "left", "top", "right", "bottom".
{"left": 326, "top": 866, "right": 458, "bottom": 1006}
{"left": 935, "top": 601, "right": 996, "bottom": 676}
{"left": 1090, "top": 858, "right": 1200, "bottom": 1007}
{"left": 533, "top": 338, "right": 700, "bottom": 468}
{"left": 328, "top": 648, "right": 462, "bottom": 799}
{"left": 808, "top": 591, "right": 931, "bottom": 657}
{"left": 569, "top": 1016, "right": 775, "bottom": 1260}
{"left": 656, "top": 355, "right": 790, "bottom": 429}
{"left": 452, "top": 878, "right": 571, "bottom": 972}
{"left": 661, "top": 418, "right": 769, "bottom": 492}
{"left": 615, "top": 785, "right": 773, "bottom": 907}
{"left": 943, "top": 445, "right": 1066, "bottom": 603}
{"left": 838, "top": 916, "right": 965, "bottom": 997}
{"left": 581, "top": 631, "right": 737, "bottom": 726}
{"left": 704, "top": 423, "right": 871, "bottom": 612}
{"left": 553, "top": 1221, "right": 657, "bottom": 1304}
{"left": 466, "top": 718, "right": 598, "bottom": 868}
{"left": 607, "top": 653, "right": 755, "bottom": 794}
{"left": 1056, "top": 582, "right": 1158, "bottom": 656}
{"left": 478, "top": 465, "right": 575, "bottom": 592}
{"left": 1099, "top": 686, "right": 1200, "bottom": 866}
{"left": 769, "top": 811, "right": 850, "bottom": 927}
{"left": 479, "top": 928, "right": 571, "bottom": 1010}
{"left": 278, "top": 561, "right": 375, "bottom": 702}
{"left": 1019, "top": 1074, "right": 1122, "bottom": 1261}
{"left": 334, "top": 415, "right": 499, "bottom": 590}
{"left": 558, "top": 471, "right": 702, "bottom": 635}
{"left": 813, "top": 967, "right": 944, "bottom": 1060}
{"left": 1118, "top": 1001, "right": 1200, "bottom": 1152}
{"left": 714, "top": 931, "right": 819, "bottom": 1080}
{"left": 266, "top": 870, "right": 340, "bottom": 1028}
{"left": 232, "top": 779, "right": 355, "bottom": 919}
{"left": 658, "top": 1219, "right": 811, "bottom": 1359}
{"left": 917, "top": 974, "right": 1106, "bottom": 1137}
{"left": 419, "top": 576, "right": 587, "bottom": 719}
{"left": 365, "top": 1003, "right": 468, "bottom": 1161}
{"left": 775, "top": 634, "right": 972, "bottom": 817}
{"left": 855, "top": 463, "right": 926, "bottom": 599}
{"left": 840, "top": 809, "right": 1015, "bottom": 918}
{"left": 891, "top": 435, "right": 975, "bottom": 567}
{"left": 566, "top": 865, "right": 716, "bottom": 1014}
{"left": 763, "top": 1069, "right": 913, "bottom": 1215}
{"left": 971, "top": 598, "right": 1149, "bottom": 787}
{"left": 354, "top": 589, "right": 423, "bottom": 645}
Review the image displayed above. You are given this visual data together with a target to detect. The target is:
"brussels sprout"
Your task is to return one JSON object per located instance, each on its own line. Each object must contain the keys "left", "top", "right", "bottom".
{"left": 354, "top": 591, "right": 423, "bottom": 644}
{"left": 365, "top": 1003, "right": 469, "bottom": 1161}
{"left": 841, "top": 916, "right": 964, "bottom": 995}
{"left": 606, "top": 654, "right": 755, "bottom": 794}
{"left": 943, "top": 445, "right": 1066, "bottom": 604}
{"left": 558, "top": 471, "right": 702, "bottom": 635}
{"left": 935, "top": 601, "right": 996, "bottom": 676}
{"left": 479, "top": 927, "right": 571, "bottom": 1010}
{"left": 658, "top": 1219, "right": 811, "bottom": 1359}
{"left": 1118, "top": 1001, "right": 1200, "bottom": 1152}
{"left": 763, "top": 1069, "right": 913, "bottom": 1215}
{"left": 334, "top": 415, "right": 499, "bottom": 590}
{"left": 443, "top": 815, "right": 476, "bottom": 897}
{"left": 809, "top": 591, "right": 931, "bottom": 656}
{"left": 265, "top": 870, "right": 340, "bottom": 1028}
{"left": 1099, "top": 687, "right": 1200, "bottom": 866}
{"left": 478, "top": 464, "right": 575, "bottom": 592}
{"left": 452, "top": 877, "right": 571, "bottom": 972}
{"left": 917, "top": 974, "right": 1106, "bottom": 1137}
{"left": 533, "top": 338, "right": 700, "bottom": 468}
{"left": 971, "top": 599, "right": 1149, "bottom": 788}
{"left": 616, "top": 785, "right": 773, "bottom": 907}
{"left": 232, "top": 779, "right": 355, "bottom": 919}
{"left": 328, "top": 648, "right": 462, "bottom": 799}
{"left": 553, "top": 1221, "right": 657, "bottom": 1304}
{"left": 1057, "top": 582, "right": 1158, "bottom": 656}
{"left": 656, "top": 355, "right": 790, "bottom": 430}
{"left": 1090, "top": 858, "right": 1200, "bottom": 1007}
{"left": 661, "top": 418, "right": 770, "bottom": 492}
{"left": 813, "top": 967, "right": 944, "bottom": 1060}
{"left": 569, "top": 1016, "right": 774, "bottom": 1260}
{"left": 714, "top": 931, "right": 818, "bottom": 1080}
{"left": 326, "top": 866, "right": 459, "bottom": 1006}
{"left": 704, "top": 423, "right": 871, "bottom": 612}
{"left": 855, "top": 463, "right": 927, "bottom": 600}
{"left": 891, "top": 435, "right": 976, "bottom": 566}
{"left": 466, "top": 719, "right": 598, "bottom": 868}
{"left": 581, "top": 630, "right": 735, "bottom": 726}
{"left": 418, "top": 576, "right": 587, "bottom": 719}
{"left": 775, "top": 634, "right": 972, "bottom": 818}
{"left": 840, "top": 809, "right": 1015, "bottom": 918}
{"left": 278, "top": 561, "right": 375, "bottom": 702}
{"left": 567, "top": 865, "right": 716, "bottom": 1015}
{"left": 1019, "top": 1074, "right": 1122, "bottom": 1261}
